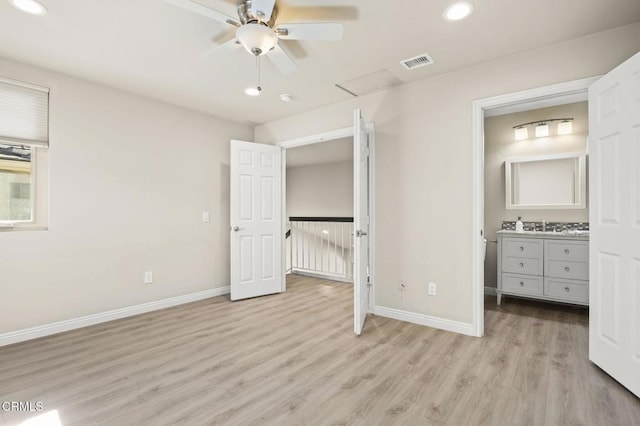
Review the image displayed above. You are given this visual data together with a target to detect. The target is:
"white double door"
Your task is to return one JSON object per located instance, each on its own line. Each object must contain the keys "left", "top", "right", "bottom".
{"left": 229, "top": 109, "right": 371, "bottom": 335}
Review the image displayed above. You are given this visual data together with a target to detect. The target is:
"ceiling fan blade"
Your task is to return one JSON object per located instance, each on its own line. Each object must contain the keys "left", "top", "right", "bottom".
{"left": 279, "top": 39, "right": 308, "bottom": 60}
{"left": 200, "top": 38, "right": 241, "bottom": 59}
{"left": 165, "top": 0, "right": 241, "bottom": 27}
{"left": 250, "top": 0, "right": 277, "bottom": 22}
{"left": 276, "top": 23, "right": 344, "bottom": 41}
{"left": 267, "top": 45, "right": 298, "bottom": 75}
{"left": 277, "top": 6, "right": 358, "bottom": 22}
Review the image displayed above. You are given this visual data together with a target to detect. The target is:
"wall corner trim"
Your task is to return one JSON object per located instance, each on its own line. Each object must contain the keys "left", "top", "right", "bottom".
{"left": 0, "top": 286, "right": 230, "bottom": 347}
{"left": 372, "top": 305, "right": 475, "bottom": 337}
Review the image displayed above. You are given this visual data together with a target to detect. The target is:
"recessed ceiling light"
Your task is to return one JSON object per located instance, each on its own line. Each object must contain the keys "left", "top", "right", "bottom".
{"left": 280, "top": 94, "right": 294, "bottom": 103}
{"left": 244, "top": 86, "right": 261, "bottom": 97}
{"left": 8, "top": 0, "right": 47, "bottom": 15}
{"left": 443, "top": 1, "right": 473, "bottom": 21}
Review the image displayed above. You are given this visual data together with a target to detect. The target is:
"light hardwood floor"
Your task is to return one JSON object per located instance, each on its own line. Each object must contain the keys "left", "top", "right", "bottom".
{"left": 1, "top": 275, "right": 638, "bottom": 425}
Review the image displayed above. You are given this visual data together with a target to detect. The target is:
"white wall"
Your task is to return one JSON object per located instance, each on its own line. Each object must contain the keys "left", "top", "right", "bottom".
{"left": 0, "top": 57, "right": 252, "bottom": 334}
{"left": 484, "top": 102, "right": 589, "bottom": 288}
{"left": 255, "top": 24, "right": 640, "bottom": 325}
{"left": 286, "top": 160, "right": 353, "bottom": 219}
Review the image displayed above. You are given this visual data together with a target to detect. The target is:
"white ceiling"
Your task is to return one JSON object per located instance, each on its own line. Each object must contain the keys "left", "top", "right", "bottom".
{"left": 0, "top": 0, "right": 639, "bottom": 125}
{"left": 286, "top": 137, "right": 352, "bottom": 168}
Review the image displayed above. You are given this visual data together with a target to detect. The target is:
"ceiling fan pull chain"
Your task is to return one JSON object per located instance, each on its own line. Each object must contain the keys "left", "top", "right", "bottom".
{"left": 257, "top": 55, "right": 262, "bottom": 92}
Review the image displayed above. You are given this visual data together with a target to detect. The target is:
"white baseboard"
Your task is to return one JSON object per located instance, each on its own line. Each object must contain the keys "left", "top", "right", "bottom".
{"left": 372, "top": 305, "right": 475, "bottom": 337}
{"left": 291, "top": 268, "right": 353, "bottom": 284}
{"left": 484, "top": 286, "right": 497, "bottom": 295}
{"left": 0, "top": 286, "right": 230, "bottom": 347}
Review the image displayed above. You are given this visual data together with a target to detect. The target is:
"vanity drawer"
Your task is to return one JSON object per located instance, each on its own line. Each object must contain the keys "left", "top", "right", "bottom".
{"left": 547, "top": 260, "right": 589, "bottom": 280}
{"left": 503, "top": 238, "right": 543, "bottom": 259}
{"left": 545, "top": 278, "right": 588, "bottom": 303}
{"left": 546, "top": 240, "right": 589, "bottom": 262}
{"left": 502, "top": 257, "right": 542, "bottom": 276}
{"left": 502, "top": 274, "right": 543, "bottom": 296}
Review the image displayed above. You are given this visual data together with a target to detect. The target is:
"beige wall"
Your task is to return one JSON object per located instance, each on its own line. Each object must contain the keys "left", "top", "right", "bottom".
{"left": 0, "top": 57, "right": 252, "bottom": 333}
{"left": 255, "top": 24, "right": 640, "bottom": 325}
{"left": 286, "top": 160, "right": 353, "bottom": 219}
{"left": 483, "top": 102, "right": 589, "bottom": 288}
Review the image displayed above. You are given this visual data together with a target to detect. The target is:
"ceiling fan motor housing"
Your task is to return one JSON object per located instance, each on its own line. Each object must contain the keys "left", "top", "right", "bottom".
{"left": 238, "top": 0, "right": 278, "bottom": 26}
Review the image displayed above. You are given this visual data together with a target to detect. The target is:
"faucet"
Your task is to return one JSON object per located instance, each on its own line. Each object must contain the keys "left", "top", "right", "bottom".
{"left": 542, "top": 220, "right": 546, "bottom": 232}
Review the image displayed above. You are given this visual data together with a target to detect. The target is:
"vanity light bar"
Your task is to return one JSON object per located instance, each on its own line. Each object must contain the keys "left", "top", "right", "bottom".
{"left": 512, "top": 118, "right": 573, "bottom": 140}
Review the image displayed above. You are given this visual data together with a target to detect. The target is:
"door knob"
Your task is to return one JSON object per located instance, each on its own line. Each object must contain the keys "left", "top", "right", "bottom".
{"left": 355, "top": 230, "right": 368, "bottom": 237}
{"left": 232, "top": 226, "right": 245, "bottom": 232}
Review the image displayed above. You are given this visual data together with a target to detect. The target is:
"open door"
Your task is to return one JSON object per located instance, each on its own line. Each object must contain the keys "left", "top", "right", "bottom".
{"left": 588, "top": 51, "right": 640, "bottom": 397}
{"left": 353, "top": 109, "right": 370, "bottom": 335}
{"left": 230, "top": 140, "right": 283, "bottom": 301}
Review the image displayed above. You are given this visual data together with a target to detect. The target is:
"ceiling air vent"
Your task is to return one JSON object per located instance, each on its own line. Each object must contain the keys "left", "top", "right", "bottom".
{"left": 400, "top": 53, "right": 435, "bottom": 70}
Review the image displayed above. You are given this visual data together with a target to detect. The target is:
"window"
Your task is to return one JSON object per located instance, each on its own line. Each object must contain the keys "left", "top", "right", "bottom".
{"left": 0, "top": 77, "right": 49, "bottom": 230}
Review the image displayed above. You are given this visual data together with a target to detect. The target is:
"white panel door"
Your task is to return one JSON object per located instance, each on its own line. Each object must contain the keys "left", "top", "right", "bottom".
{"left": 230, "top": 140, "right": 283, "bottom": 301}
{"left": 353, "top": 109, "right": 370, "bottom": 335}
{"left": 588, "top": 51, "right": 640, "bottom": 397}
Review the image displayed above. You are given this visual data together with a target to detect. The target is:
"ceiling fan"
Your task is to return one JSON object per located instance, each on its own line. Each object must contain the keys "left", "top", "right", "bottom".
{"left": 165, "top": 0, "right": 345, "bottom": 76}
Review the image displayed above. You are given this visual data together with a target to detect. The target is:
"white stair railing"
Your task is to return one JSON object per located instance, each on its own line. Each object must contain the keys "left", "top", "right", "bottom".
{"left": 286, "top": 217, "right": 354, "bottom": 283}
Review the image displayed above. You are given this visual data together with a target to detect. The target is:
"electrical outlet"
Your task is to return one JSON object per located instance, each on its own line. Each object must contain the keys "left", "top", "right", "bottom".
{"left": 202, "top": 211, "right": 210, "bottom": 222}
{"left": 144, "top": 271, "right": 153, "bottom": 284}
{"left": 428, "top": 282, "right": 437, "bottom": 296}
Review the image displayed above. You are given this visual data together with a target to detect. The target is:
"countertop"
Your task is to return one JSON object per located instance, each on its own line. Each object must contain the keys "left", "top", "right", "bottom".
{"left": 496, "top": 230, "right": 589, "bottom": 240}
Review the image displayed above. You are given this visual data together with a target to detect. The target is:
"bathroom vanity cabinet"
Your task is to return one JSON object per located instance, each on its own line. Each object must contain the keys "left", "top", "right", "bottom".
{"left": 496, "top": 231, "right": 589, "bottom": 306}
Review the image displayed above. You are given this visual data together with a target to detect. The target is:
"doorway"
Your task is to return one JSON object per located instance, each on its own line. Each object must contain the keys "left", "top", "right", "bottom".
{"left": 471, "top": 76, "right": 599, "bottom": 337}
{"left": 284, "top": 137, "right": 355, "bottom": 283}
{"left": 277, "top": 119, "right": 376, "bottom": 334}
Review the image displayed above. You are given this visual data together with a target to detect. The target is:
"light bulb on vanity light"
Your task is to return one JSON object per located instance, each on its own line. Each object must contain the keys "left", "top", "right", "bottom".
{"left": 557, "top": 120, "right": 573, "bottom": 135}
{"left": 514, "top": 126, "right": 528, "bottom": 141}
{"left": 535, "top": 123, "right": 550, "bottom": 138}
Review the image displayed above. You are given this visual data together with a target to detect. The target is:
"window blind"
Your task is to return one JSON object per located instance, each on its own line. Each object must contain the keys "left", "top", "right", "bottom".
{"left": 0, "top": 77, "right": 49, "bottom": 148}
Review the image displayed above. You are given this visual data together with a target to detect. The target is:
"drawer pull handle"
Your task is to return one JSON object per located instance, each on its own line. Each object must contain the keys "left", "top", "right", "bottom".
{"left": 564, "top": 266, "right": 570, "bottom": 272}
{"left": 565, "top": 287, "right": 570, "bottom": 292}
{"left": 519, "top": 246, "right": 524, "bottom": 251}
{"left": 565, "top": 249, "right": 570, "bottom": 254}
{"left": 519, "top": 262, "right": 524, "bottom": 267}
{"left": 520, "top": 281, "right": 524, "bottom": 286}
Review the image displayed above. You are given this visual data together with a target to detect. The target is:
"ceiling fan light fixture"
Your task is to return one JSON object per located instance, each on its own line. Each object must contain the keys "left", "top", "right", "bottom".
{"left": 8, "top": 0, "right": 47, "bottom": 15}
{"left": 236, "top": 23, "right": 278, "bottom": 56}
{"left": 443, "top": 1, "right": 473, "bottom": 21}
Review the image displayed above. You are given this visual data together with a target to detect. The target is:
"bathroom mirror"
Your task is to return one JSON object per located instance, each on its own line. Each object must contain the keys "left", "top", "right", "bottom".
{"left": 505, "top": 153, "right": 587, "bottom": 209}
